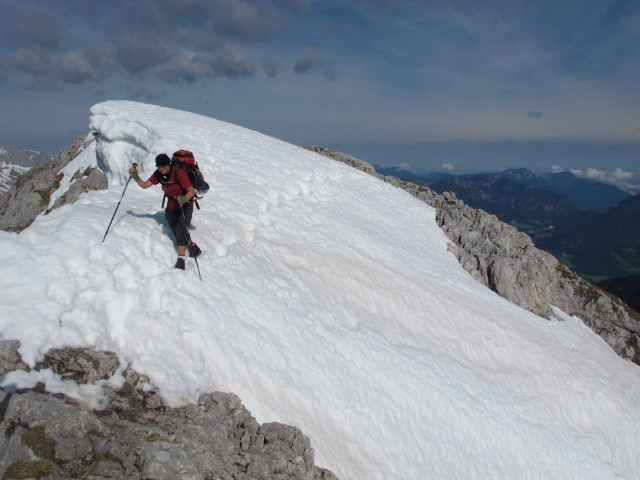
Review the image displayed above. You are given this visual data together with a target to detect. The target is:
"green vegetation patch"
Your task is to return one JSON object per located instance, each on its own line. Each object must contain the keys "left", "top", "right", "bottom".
{"left": 2, "top": 460, "right": 54, "bottom": 479}
{"left": 87, "top": 428, "right": 106, "bottom": 438}
{"left": 147, "top": 432, "right": 169, "bottom": 442}
{"left": 576, "top": 278, "right": 602, "bottom": 304}
{"left": 96, "top": 452, "right": 122, "bottom": 463}
{"left": 21, "top": 426, "right": 55, "bottom": 461}
{"left": 555, "top": 264, "right": 577, "bottom": 280}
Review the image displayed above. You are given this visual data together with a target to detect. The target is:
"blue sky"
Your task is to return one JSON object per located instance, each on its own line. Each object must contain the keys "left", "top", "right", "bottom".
{"left": 0, "top": 0, "right": 639, "bottom": 190}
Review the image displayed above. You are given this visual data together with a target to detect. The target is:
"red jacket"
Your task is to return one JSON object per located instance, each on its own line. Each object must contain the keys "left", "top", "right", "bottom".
{"left": 148, "top": 167, "right": 195, "bottom": 210}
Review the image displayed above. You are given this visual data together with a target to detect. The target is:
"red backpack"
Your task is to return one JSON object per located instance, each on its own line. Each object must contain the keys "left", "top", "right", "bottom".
{"left": 171, "top": 150, "right": 210, "bottom": 195}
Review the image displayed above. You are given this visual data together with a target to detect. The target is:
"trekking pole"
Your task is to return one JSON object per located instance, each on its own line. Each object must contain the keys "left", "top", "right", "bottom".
{"left": 179, "top": 204, "right": 202, "bottom": 281}
{"left": 102, "top": 163, "right": 137, "bottom": 242}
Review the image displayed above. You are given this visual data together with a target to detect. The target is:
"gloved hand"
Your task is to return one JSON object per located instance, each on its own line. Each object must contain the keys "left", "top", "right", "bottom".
{"left": 176, "top": 195, "right": 189, "bottom": 205}
{"left": 129, "top": 164, "right": 140, "bottom": 180}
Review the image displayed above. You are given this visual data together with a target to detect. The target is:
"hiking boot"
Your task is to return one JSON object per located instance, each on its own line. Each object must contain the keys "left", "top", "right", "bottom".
{"left": 175, "top": 257, "right": 186, "bottom": 270}
{"left": 188, "top": 243, "right": 202, "bottom": 258}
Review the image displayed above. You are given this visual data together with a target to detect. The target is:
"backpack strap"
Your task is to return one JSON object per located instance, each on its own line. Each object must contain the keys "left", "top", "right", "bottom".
{"left": 154, "top": 167, "right": 178, "bottom": 185}
{"left": 160, "top": 167, "right": 198, "bottom": 209}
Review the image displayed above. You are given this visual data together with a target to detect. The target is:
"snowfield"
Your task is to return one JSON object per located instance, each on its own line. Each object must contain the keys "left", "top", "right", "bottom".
{"left": 1, "top": 100, "right": 640, "bottom": 480}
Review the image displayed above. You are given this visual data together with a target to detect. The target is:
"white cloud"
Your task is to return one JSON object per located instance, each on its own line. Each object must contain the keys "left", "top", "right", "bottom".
{"left": 441, "top": 163, "right": 455, "bottom": 171}
{"left": 570, "top": 167, "right": 632, "bottom": 182}
{"left": 555, "top": 166, "right": 639, "bottom": 193}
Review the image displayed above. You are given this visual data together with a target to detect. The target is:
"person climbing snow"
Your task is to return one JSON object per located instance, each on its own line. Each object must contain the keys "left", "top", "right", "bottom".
{"left": 129, "top": 153, "right": 202, "bottom": 270}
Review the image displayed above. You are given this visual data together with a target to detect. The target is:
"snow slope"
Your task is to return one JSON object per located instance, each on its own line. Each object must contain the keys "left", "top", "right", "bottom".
{"left": 1, "top": 100, "right": 640, "bottom": 480}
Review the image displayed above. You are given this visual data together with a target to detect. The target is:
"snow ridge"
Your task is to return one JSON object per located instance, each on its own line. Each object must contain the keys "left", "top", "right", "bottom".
{"left": 1, "top": 101, "right": 640, "bottom": 480}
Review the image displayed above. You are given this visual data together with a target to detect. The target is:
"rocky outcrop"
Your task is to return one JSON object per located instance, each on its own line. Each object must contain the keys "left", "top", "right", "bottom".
{"left": 36, "top": 348, "right": 120, "bottom": 385}
{"left": 51, "top": 165, "right": 106, "bottom": 212}
{"left": 0, "top": 339, "right": 29, "bottom": 375}
{"left": 0, "top": 136, "right": 106, "bottom": 233}
{"left": 305, "top": 146, "right": 379, "bottom": 177}
{"left": 0, "top": 341, "right": 337, "bottom": 480}
{"left": 307, "top": 146, "right": 640, "bottom": 365}
{"left": 431, "top": 191, "right": 640, "bottom": 364}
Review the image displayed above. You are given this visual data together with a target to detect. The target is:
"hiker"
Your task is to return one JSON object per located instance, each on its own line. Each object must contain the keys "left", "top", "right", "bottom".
{"left": 129, "top": 153, "right": 202, "bottom": 270}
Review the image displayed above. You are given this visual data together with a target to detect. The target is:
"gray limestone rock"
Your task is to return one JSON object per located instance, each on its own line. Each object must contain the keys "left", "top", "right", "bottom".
{"left": 52, "top": 165, "right": 107, "bottom": 210}
{"left": 0, "top": 135, "right": 105, "bottom": 233}
{"left": 37, "top": 348, "right": 120, "bottom": 384}
{"left": 0, "top": 339, "right": 30, "bottom": 375}
{"left": 305, "top": 146, "right": 379, "bottom": 177}
{"left": 0, "top": 346, "right": 338, "bottom": 480}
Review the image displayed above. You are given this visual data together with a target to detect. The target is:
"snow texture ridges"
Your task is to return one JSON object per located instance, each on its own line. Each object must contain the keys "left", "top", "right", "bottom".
{"left": 307, "top": 146, "right": 640, "bottom": 365}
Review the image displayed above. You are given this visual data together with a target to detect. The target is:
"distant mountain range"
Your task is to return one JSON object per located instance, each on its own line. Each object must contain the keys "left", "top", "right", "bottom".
{"left": 422, "top": 174, "right": 585, "bottom": 225}
{"left": 375, "top": 165, "right": 639, "bottom": 284}
{"left": 376, "top": 166, "right": 630, "bottom": 213}
{"left": 0, "top": 145, "right": 52, "bottom": 194}
{"left": 537, "top": 193, "right": 640, "bottom": 279}
{"left": 493, "top": 168, "right": 629, "bottom": 213}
